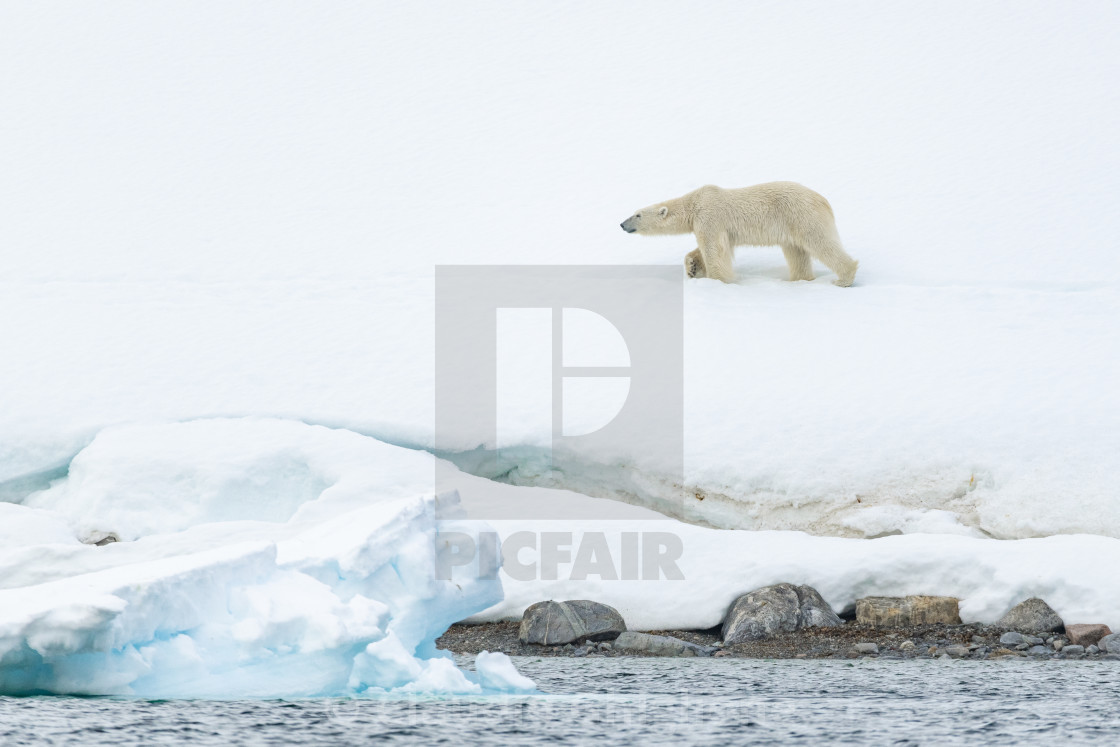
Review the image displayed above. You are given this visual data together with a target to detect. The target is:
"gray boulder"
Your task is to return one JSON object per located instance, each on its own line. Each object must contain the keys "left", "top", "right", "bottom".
{"left": 1097, "top": 633, "right": 1120, "bottom": 654}
{"left": 612, "top": 632, "right": 714, "bottom": 657}
{"left": 722, "top": 583, "right": 842, "bottom": 644}
{"left": 518, "top": 600, "right": 626, "bottom": 645}
{"left": 996, "top": 598, "right": 1064, "bottom": 633}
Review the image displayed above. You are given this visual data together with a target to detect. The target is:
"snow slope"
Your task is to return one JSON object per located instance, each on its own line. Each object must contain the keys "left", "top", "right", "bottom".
{"left": 2, "top": 2, "right": 1118, "bottom": 539}
{"left": 2, "top": 274, "right": 1114, "bottom": 539}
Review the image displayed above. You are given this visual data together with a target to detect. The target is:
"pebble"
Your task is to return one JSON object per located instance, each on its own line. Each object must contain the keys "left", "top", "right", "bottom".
{"left": 1088, "top": 645, "right": 1100, "bottom": 655}
{"left": 899, "top": 640, "right": 915, "bottom": 651}
{"left": 1062, "top": 645, "right": 1085, "bottom": 656}
{"left": 942, "top": 645, "right": 970, "bottom": 658}
{"left": 1028, "top": 645, "right": 1050, "bottom": 656}
{"left": 853, "top": 642, "right": 879, "bottom": 655}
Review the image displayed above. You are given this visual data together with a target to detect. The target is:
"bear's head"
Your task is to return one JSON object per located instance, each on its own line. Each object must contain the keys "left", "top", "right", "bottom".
{"left": 620, "top": 203, "right": 687, "bottom": 235}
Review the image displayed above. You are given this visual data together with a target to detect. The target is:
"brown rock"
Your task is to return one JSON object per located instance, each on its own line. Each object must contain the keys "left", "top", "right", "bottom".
{"left": 855, "top": 595, "right": 961, "bottom": 627}
{"left": 1065, "top": 623, "right": 1113, "bottom": 647}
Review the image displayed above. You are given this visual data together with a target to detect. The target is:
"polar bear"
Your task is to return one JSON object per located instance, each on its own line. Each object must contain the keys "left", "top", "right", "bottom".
{"left": 620, "top": 182, "right": 858, "bottom": 286}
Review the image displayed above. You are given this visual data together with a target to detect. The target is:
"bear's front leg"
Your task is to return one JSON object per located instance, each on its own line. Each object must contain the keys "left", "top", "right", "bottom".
{"left": 697, "top": 234, "right": 735, "bottom": 282}
{"left": 685, "top": 248, "right": 706, "bottom": 278}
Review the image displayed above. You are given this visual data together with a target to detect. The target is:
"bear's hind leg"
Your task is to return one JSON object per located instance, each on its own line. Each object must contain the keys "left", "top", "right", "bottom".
{"left": 808, "top": 238, "right": 859, "bottom": 287}
{"left": 781, "top": 244, "right": 815, "bottom": 281}
{"left": 685, "top": 248, "right": 706, "bottom": 278}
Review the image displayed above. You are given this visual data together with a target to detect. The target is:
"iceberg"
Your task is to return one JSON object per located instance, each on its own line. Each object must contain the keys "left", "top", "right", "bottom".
{"left": 0, "top": 418, "right": 534, "bottom": 697}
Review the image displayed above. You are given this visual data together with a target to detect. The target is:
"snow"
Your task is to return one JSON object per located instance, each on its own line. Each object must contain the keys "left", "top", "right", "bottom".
{"left": 1, "top": 1, "right": 1119, "bottom": 695}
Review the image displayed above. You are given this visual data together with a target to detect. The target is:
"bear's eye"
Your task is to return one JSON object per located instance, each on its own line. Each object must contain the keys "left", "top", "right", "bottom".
{"left": 636, "top": 213, "right": 642, "bottom": 218}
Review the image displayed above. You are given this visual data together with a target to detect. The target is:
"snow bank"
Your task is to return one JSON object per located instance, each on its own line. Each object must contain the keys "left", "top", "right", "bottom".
{"left": 464, "top": 520, "right": 1120, "bottom": 633}
{"left": 0, "top": 419, "right": 533, "bottom": 697}
{"left": 2, "top": 278, "right": 1117, "bottom": 541}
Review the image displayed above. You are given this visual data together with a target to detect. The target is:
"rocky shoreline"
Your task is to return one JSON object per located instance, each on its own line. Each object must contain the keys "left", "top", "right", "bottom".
{"left": 437, "top": 586, "right": 1120, "bottom": 661}
{"left": 437, "top": 620, "right": 1120, "bottom": 660}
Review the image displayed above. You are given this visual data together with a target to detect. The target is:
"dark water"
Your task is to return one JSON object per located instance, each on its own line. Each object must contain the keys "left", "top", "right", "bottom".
{"left": 3, "top": 657, "right": 1119, "bottom": 745}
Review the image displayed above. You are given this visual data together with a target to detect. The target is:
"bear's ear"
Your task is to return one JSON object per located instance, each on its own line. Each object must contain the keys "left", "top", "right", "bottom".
{"left": 658, "top": 206, "right": 668, "bottom": 217}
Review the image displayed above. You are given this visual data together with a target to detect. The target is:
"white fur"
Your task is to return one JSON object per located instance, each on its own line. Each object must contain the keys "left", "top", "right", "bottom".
{"left": 622, "top": 182, "right": 859, "bottom": 286}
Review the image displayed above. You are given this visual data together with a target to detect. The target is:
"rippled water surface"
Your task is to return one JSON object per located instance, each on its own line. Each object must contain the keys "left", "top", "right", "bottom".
{"left": 3, "top": 657, "right": 1120, "bottom": 745}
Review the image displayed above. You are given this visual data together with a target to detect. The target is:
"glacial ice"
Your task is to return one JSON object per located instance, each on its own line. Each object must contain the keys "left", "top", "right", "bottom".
{"left": 0, "top": 419, "right": 534, "bottom": 697}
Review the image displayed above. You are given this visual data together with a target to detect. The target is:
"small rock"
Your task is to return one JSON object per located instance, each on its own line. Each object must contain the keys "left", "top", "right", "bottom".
{"left": 1028, "top": 645, "right": 1050, "bottom": 656}
{"left": 939, "top": 653, "right": 952, "bottom": 660}
{"left": 599, "top": 642, "right": 611, "bottom": 651}
{"left": 855, "top": 595, "right": 961, "bottom": 627}
{"left": 81, "top": 531, "right": 121, "bottom": 546}
{"left": 1097, "top": 633, "right": 1120, "bottom": 654}
{"left": 942, "top": 645, "right": 970, "bottom": 658}
{"left": 713, "top": 650, "right": 733, "bottom": 658}
{"left": 996, "top": 598, "right": 1064, "bottom": 634}
{"left": 999, "top": 631, "right": 1025, "bottom": 646}
{"left": 1088, "top": 645, "right": 1100, "bottom": 654}
{"left": 572, "top": 647, "right": 588, "bottom": 657}
{"left": 1065, "top": 624, "right": 1113, "bottom": 648}
{"left": 1023, "top": 635, "right": 1044, "bottom": 646}
{"left": 721, "top": 583, "right": 842, "bottom": 644}
{"left": 972, "top": 635, "right": 986, "bottom": 644}
{"left": 612, "top": 631, "right": 714, "bottom": 657}
{"left": 519, "top": 600, "right": 627, "bottom": 645}
{"left": 852, "top": 642, "right": 879, "bottom": 655}
{"left": 1015, "top": 643, "right": 1030, "bottom": 651}
{"left": 899, "top": 640, "right": 915, "bottom": 651}
{"left": 1061, "top": 645, "right": 1085, "bottom": 656}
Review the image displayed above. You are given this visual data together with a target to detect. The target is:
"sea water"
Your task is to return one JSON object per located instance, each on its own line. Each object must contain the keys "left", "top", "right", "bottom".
{"left": 3, "top": 657, "right": 1118, "bottom": 745}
